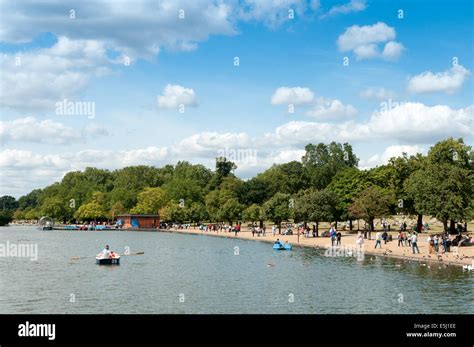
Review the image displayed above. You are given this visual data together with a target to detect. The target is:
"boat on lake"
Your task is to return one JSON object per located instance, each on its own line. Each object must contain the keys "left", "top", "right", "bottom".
{"left": 273, "top": 242, "right": 292, "bottom": 251}
{"left": 95, "top": 252, "right": 120, "bottom": 265}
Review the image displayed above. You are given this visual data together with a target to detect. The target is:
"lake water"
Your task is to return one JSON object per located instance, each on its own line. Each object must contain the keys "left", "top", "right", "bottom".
{"left": 0, "top": 226, "right": 472, "bottom": 314}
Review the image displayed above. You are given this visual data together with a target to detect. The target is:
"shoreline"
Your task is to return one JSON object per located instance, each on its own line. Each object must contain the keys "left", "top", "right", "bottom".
{"left": 165, "top": 227, "right": 474, "bottom": 268}
{"left": 6, "top": 223, "right": 473, "bottom": 267}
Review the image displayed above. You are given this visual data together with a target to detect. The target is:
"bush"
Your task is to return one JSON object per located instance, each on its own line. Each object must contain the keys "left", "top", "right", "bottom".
{"left": 0, "top": 210, "right": 13, "bottom": 226}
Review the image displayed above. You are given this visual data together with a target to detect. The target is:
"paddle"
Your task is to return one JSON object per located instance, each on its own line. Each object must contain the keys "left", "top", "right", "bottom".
{"left": 69, "top": 251, "right": 144, "bottom": 261}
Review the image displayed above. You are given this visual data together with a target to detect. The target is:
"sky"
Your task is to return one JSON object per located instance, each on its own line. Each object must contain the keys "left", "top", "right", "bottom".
{"left": 0, "top": 0, "right": 473, "bottom": 198}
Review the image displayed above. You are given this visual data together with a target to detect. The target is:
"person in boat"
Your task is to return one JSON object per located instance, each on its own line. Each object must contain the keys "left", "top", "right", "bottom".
{"left": 274, "top": 239, "right": 282, "bottom": 246}
{"left": 102, "top": 245, "right": 111, "bottom": 257}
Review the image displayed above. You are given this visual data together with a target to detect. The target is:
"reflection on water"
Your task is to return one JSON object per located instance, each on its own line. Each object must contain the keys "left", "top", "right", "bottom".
{"left": 0, "top": 226, "right": 472, "bottom": 314}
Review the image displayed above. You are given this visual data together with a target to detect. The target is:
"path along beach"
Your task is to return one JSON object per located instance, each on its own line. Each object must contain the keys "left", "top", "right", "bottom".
{"left": 168, "top": 226, "right": 474, "bottom": 267}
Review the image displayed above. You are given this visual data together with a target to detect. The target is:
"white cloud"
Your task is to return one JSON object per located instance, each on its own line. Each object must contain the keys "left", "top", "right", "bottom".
{"left": 174, "top": 131, "right": 251, "bottom": 157}
{"left": 359, "top": 87, "right": 396, "bottom": 100}
{"left": 0, "top": 1, "right": 237, "bottom": 59}
{"left": 381, "top": 41, "right": 404, "bottom": 60}
{"left": 321, "top": 0, "right": 367, "bottom": 18}
{"left": 157, "top": 84, "right": 197, "bottom": 109}
{"left": 407, "top": 65, "right": 470, "bottom": 94}
{"left": 0, "top": 117, "right": 108, "bottom": 144}
{"left": 0, "top": 1, "right": 321, "bottom": 59}
{"left": 271, "top": 86, "right": 315, "bottom": 105}
{"left": 337, "top": 22, "right": 403, "bottom": 60}
{"left": 0, "top": 37, "right": 109, "bottom": 112}
{"left": 2, "top": 101, "right": 473, "bottom": 197}
{"left": 361, "top": 145, "right": 424, "bottom": 169}
{"left": 306, "top": 97, "right": 357, "bottom": 120}
{"left": 367, "top": 102, "right": 474, "bottom": 143}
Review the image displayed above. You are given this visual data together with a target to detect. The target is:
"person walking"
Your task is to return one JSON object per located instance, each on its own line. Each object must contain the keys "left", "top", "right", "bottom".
{"left": 356, "top": 231, "right": 364, "bottom": 250}
{"left": 375, "top": 231, "right": 382, "bottom": 249}
{"left": 336, "top": 231, "right": 342, "bottom": 246}
{"left": 428, "top": 235, "right": 435, "bottom": 254}
{"left": 382, "top": 230, "right": 388, "bottom": 244}
{"left": 411, "top": 233, "right": 420, "bottom": 254}
{"left": 397, "top": 231, "right": 404, "bottom": 247}
{"left": 330, "top": 226, "right": 337, "bottom": 246}
{"left": 434, "top": 235, "right": 439, "bottom": 253}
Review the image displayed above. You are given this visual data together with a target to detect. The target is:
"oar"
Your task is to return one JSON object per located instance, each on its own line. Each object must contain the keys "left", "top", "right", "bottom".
{"left": 69, "top": 251, "right": 144, "bottom": 261}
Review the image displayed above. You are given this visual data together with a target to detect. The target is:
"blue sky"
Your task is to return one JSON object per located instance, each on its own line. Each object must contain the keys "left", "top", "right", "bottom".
{"left": 0, "top": 0, "right": 473, "bottom": 197}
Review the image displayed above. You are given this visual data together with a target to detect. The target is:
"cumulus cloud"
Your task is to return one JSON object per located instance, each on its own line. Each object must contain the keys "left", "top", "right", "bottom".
{"left": 0, "top": 117, "right": 108, "bottom": 144}
{"left": 271, "top": 87, "right": 356, "bottom": 120}
{"left": 2, "top": 101, "right": 473, "bottom": 196}
{"left": 156, "top": 84, "right": 197, "bottom": 109}
{"left": 321, "top": 0, "right": 367, "bottom": 18}
{"left": 407, "top": 64, "right": 470, "bottom": 94}
{"left": 337, "top": 22, "right": 403, "bottom": 60}
{"left": 306, "top": 97, "right": 357, "bottom": 120}
{"left": 361, "top": 145, "right": 424, "bottom": 169}
{"left": 0, "top": 37, "right": 110, "bottom": 112}
{"left": 271, "top": 86, "right": 315, "bottom": 105}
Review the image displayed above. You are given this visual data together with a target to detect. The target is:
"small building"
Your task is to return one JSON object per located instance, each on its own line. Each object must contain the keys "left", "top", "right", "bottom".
{"left": 116, "top": 214, "right": 160, "bottom": 229}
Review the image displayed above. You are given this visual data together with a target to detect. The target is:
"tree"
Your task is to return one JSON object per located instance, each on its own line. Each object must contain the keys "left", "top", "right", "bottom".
{"left": 24, "top": 208, "right": 40, "bottom": 221}
{"left": 40, "top": 197, "right": 67, "bottom": 221}
{"left": 74, "top": 202, "right": 108, "bottom": 221}
{"left": 243, "top": 204, "right": 263, "bottom": 224}
{"left": 349, "top": 186, "right": 394, "bottom": 233}
{"left": 405, "top": 163, "right": 473, "bottom": 232}
{"left": 18, "top": 189, "right": 42, "bottom": 210}
{"left": 204, "top": 189, "right": 234, "bottom": 222}
{"left": 13, "top": 209, "right": 26, "bottom": 221}
{"left": 220, "top": 198, "right": 244, "bottom": 225}
{"left": 0, "top": 195, "right": 18, "bottom": 211}
{"left": 326, "top": 168, "right": 369, "bottom": 230}
{"left": 302, "top": 142, "right": 359, "bottom": 189}
{"left": 131, "top": 187, "right": 167, "bottom": 214}
{"left": 404, "top": 138, "right": 474, "bottom": 232}
{"left": 294, "top": 188, "right": 338, "bottom": 234}
{"left": 0, "top": 210, "right": 13, "bottom": 226}
{"left": 262, "top": 192, "right": 292, "bottom": 233}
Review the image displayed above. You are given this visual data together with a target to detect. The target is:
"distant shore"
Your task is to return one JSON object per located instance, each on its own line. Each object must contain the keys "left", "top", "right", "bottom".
{"left": 168, "top": 226, "right": 474, "bottom": 267}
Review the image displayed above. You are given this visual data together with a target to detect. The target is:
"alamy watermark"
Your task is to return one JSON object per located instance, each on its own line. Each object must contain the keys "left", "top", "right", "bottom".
{"left": 0, "top": 241, "right": 38, "bottom": 261}
{"left": 216, "top": 147, "right": 258, "bottom": 166}
{"left": 55, "top": 99, "right": 96, "bottom": 119}
{"left": 324, "top": 245, "right": 365, "bottom": 261}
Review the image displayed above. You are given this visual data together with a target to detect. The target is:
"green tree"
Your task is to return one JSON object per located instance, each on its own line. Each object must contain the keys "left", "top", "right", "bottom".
{"left": 349, "top": 186, "right": 394, "bottom": 233}
{"left": 0, "top": 195, "right": 18, "bottom": 211}
{"left": 243, "top": 204, "right": 263, "bottom": 224}
{"left": 294, "top": 188, "right": 338, "bottom": 234}
{"left": 0, "top": 210, "right": 13, "bottom": 226}
{"left": 302, "top": 142, "right": 359, "bottom": 189}
{"left": 326, "top": 168, "right": 370, "bottom": 230}
{"left": 221, "top": 198, "right": 244, "bottom": 225}
{"left": 131, "top": 187, "right": 167, "bottom": 214}
{"left": 40, "top": 197, "right": 67, "bottom": 221}
{"left": 13, "top": 209, "right": 26, "bottom": 220}
{"left": 262, "top": 192, "right": 292, "bottom": 233}
{"left": 75, "top": 202, "right": 108, "bottom": 221}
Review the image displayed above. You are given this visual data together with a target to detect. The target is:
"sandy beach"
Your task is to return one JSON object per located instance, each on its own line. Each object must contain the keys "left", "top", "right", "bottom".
{"left": 169, "top": 226, "right": 474, "bottom": 267}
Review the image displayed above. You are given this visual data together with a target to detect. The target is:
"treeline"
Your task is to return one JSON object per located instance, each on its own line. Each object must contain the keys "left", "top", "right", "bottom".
{"left": 1, "top": 138, "right": 473, "bottom": 231}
